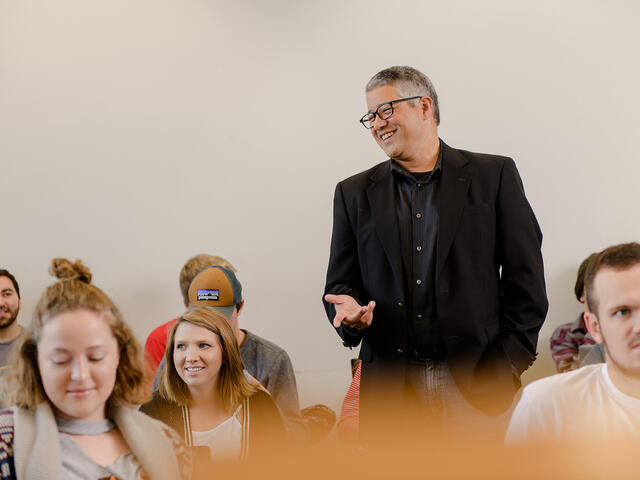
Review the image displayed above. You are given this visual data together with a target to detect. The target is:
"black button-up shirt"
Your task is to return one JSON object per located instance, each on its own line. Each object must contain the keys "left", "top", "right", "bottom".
{"left": 390, "top": 146, "right": 443, "bottom": 358}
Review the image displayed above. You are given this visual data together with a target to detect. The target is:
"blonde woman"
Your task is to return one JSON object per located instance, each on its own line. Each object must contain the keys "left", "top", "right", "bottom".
{"left": 0, "top": 259, "right": 191, "bottom": 480}
{"left": 141, "top": 306, "right": 285, "bottom": 464}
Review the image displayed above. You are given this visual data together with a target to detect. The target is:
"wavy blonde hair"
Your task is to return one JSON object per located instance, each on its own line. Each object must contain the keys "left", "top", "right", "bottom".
{"left": 158, "top": 306, "right": 256, "bottom": 411}
{"left": 2, "top": 258, "right": 149, "bottom": 410}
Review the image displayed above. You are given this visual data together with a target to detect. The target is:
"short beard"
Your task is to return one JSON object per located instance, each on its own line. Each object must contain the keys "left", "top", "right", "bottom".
{"left": 0, "top": 310, "right": 18, "bottom": 330}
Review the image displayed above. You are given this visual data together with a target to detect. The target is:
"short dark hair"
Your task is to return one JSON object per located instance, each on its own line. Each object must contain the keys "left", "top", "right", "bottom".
{"left": 0, "top": 269, "right": 20, "bottom": 298}
{"left": 574, "top": 253, "right": 598, "bottom": 302}
{"left": 584, "top": 242, "right": 640, "bottom": 314}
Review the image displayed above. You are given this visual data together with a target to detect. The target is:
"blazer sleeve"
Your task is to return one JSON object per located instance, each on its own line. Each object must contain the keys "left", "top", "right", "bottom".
{"left": 323, "top": 182, "right": 367, "bottom": 347}
{"left": 496, "top": 158, "right": 548, "bottom": 375}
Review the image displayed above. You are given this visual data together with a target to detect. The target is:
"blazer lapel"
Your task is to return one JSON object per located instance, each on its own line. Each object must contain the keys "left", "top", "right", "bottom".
{"left": 366, "top": 162, "right": 405, "bottom": 291}
{"left": 437, "top": 142, "right": 472, "bottom": 280}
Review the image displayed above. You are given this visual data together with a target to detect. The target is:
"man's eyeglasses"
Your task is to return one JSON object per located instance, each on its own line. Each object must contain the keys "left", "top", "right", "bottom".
{"left": 359, "top": 96, "right": 422, "bottom": 129}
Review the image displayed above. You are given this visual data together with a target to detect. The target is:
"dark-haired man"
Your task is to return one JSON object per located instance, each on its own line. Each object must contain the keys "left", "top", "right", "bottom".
{"left": 0, "top": 269, "right": 24, "bottom": 371}
{"left": 549, "top": 254, "right": 598, "bottom": 372}
{"left": 507, "top": 242, "right": 640, "bottom": 442}
{"left": 323, "top": 66, "right": 548, "bottom": 437}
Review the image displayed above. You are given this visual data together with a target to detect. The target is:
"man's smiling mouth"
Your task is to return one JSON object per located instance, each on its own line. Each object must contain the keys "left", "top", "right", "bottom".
{"left": 380, "top": 131, "right": 395, "bottom": 141}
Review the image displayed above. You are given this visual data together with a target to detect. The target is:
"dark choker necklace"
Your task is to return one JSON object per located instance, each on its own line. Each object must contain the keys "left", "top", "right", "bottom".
{"left": 56, "top": 417, "right": 115, "bottom": 435}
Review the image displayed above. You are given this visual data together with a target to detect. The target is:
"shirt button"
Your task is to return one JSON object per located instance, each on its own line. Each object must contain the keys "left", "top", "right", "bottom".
{"left": 417, "top": 314, "right": 423, "bottom": 320}
{"left": 416, "top": 183, "right": 422, "bottom": 188}
{"left": 416, "top": 246, "right": 422, "bottom": 252}
{"left": 416, "top": 213, "right": 422, "bottom": 219}
{"left": 397, "top": 302, "right": 404, "bottom": 308}
{"left": 416, "top": 279, "right": 422, "bottom": 285}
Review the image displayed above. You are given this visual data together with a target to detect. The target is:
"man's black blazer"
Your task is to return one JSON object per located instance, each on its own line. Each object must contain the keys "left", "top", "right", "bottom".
{"left": 323, "top": 140, "right": 548, "bottom": 416}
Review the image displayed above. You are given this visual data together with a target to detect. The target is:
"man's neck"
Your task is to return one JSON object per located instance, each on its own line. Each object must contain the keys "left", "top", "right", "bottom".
{"left": 606, "top": 359, "right": 640, "bottom": 399}
{"left": 394, "top": 137, "right": 441, "bottom": 173}
{"left": 236, "top": 327, "right": 246, "bottom": 347}
{"left": 0, "top": 323, "right": 21, "bottom": 343}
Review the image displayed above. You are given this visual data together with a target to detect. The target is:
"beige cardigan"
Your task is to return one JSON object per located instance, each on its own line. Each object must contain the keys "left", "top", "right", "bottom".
{"left": 2, "top": 402, "right": 189, "bottom": 480}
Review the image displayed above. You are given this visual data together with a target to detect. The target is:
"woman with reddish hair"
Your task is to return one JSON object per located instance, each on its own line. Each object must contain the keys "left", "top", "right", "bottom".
{"left": 0, "top": 258, "right": 191, "bottom": 480}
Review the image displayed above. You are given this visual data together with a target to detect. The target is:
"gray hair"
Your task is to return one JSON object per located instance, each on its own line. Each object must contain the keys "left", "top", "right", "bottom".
{"left": 366, "top": 66, "right": 440, "bottom": 125}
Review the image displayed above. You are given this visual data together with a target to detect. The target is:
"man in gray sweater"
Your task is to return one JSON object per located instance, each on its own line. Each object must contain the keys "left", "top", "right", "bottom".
{"left": 0, "top": 269, "right": 24, "bottom": 370}
{"left": 146, "top": 254, "right": 305, "bottom": 437}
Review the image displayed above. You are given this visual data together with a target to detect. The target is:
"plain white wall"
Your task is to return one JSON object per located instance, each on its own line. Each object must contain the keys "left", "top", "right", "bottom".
{"left": 2, "top": 0, "right": 639, "bottom": 412}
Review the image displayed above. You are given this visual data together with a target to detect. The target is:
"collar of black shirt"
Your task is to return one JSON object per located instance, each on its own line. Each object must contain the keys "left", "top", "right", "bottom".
{"left": 390, "top": 144, "right": 443, "bottom": 183}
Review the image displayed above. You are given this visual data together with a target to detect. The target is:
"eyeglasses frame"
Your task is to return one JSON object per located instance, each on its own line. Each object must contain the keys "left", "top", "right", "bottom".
{"left": 359, "top": 96, "right": 423, "bottom": 129}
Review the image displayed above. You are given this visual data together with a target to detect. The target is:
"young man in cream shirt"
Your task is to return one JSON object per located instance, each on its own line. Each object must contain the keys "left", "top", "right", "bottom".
{"left": 507, "top": 242, "right": 640, "bottom": 442}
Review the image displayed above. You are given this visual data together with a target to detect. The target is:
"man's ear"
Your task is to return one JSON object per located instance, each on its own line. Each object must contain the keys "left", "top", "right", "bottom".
{"left": 584, "top": 311, "right": 603, "bottom": 344}
{"left": 235, "top": 299, "right": 245, "bottom": 315}
{"left": 420, "top": 96, "right": 434, "bottom": 120}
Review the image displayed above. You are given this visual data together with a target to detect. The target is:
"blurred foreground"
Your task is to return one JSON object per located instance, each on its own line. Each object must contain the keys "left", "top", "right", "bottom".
{"left": 196, "top": 410, "right": 637, "bottom": 480}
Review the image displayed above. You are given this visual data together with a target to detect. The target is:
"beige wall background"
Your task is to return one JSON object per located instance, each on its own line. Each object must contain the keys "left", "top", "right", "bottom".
{"left": 2, "top": 0, "right": 639, "bottom": 412}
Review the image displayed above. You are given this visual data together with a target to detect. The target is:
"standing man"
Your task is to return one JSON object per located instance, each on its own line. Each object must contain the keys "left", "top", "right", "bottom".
{"left": 0, "top": 269, "right": 24, "bottom": 371}
{"left": 323, "top": 66, "right": 547, "bottom": 438}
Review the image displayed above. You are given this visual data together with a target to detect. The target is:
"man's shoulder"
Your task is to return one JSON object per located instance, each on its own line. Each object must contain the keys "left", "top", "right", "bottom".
{"left": 337, "top": 160, "right": 390, "bottom": 190}
{"left": 442, "top": 142, "right": 513, "bottom": 170}
{"left": 522, "top": 364, "right": 604, "bottom": 401}
{"left": 550, "top": 321, "right": 575, "bottom": 341}
{"left": 507, "top": 366, "right": 604, "bottom": 442}
{"left": 243, "top": 330, "right": 288, "bottom": 359}
{"left": 147, "top": 318, "right": 178, "bottom": 342}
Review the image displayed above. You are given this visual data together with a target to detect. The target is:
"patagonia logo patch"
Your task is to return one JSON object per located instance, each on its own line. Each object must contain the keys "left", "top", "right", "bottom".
{"left": 197, "top": 289, "right": 219, "bottom": 301}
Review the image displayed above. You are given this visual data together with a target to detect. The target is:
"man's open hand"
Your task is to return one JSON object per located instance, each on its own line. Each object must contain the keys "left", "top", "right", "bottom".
{"left": 324, "top": 294, "right": 375, "bottom": 330}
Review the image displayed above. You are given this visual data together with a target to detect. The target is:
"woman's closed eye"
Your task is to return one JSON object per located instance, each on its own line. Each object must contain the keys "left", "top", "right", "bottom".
{"left": 51, "top": 357, "right": 70, "bottom": 365}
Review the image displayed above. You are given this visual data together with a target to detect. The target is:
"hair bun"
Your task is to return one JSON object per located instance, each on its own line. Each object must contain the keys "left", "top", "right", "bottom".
{"left": 49, "top": 258, "right": 92, "bottom": 284}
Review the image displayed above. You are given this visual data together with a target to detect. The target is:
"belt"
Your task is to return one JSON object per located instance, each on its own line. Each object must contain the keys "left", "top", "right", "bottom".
{"left": 409, "top": 347, "right": 444, "bottom": 362}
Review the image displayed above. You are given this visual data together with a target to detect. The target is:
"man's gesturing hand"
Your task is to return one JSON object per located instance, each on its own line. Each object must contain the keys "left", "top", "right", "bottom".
{"left": 324, "top": 294, "right": 375, "bottom": 330}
